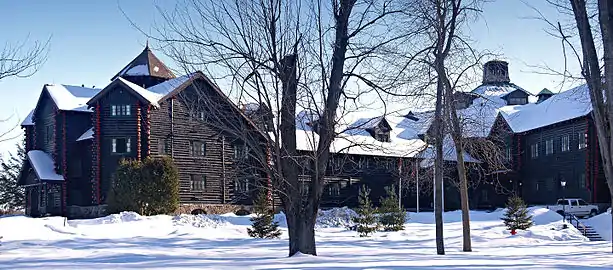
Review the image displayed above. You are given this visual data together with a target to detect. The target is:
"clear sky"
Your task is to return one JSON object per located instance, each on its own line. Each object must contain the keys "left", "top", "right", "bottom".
{"left": 0, "top": 0, "right": 578, "bottom": 155}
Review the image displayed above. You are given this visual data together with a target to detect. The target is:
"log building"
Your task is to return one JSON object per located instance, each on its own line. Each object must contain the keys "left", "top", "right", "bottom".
{"left": 16, "top": 47, "right": 610, "bottom": 218}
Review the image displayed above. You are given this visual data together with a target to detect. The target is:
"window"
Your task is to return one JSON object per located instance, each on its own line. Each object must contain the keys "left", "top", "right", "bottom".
{"left": 191, "top": 110, "right": 205, "bottom": 121}
{"left": 561, "top": 135, "right": 570, "bottom": 152}
{"left": 578, "top": 132, "right": 587, "bottom": 149}
{"left": 190, "top": 141, "right": 206, "bottom": 156}
{"left": 45, "top": 125, "right": 53, "bottom": 144}
{"left": 111, "top": 105, "right": 131, "bottom": 116}
{"left": 158, "top": 139, "right": 169, "bottom": 155}
{"left": 504, "top": 147, "right": 512, "bottom": 161}
{"left": 234, "top": 144, "right": 248, "bottom": 159}
{"left": 327, "top": 183, "right": 340, "bottom": 197}
{"left": 557, "top": 199, "right": 568, "bottom": 205}
{"left": 579, "top": 173, "right": 586, "bottom": 189}
{"left": 111, "top": 137, "right": 131, "bottom": 154}
{"left": 578, "top": 199, "right": 589, "bottom": 206}
{"left": 191, "top": 175, "right": 206, "bottom": 191}
{"left": 545, "top": 139, "right": 554, "bottom": 155}
{"left": 531, "top": 143, "right": 539, "bottom": 159}
{"left": 571, "top": 200, "right": 579, "bottom": 206}
{"left": 508, "top": 97, "right": 527, "bottom": 105}
{"left": 235, "top": 179, "right": 249, "bottom": 193}
{"left": 375, "top": 132, "right": 390, "bottom": 142}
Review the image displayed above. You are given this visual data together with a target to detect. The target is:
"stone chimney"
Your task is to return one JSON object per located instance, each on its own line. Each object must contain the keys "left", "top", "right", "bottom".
{"left": 482, "top": 60, "right": 510, "bottom": 84}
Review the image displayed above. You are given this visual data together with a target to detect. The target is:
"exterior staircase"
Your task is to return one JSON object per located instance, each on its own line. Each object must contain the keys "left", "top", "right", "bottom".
{"left": 565, "top": 214, "right": 605, "bottom": 241}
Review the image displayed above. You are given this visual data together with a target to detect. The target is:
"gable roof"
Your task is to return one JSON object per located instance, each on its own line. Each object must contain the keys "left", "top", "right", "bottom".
{"left": 34, "top": 84, "right": 101, "bottom": 113}
{"left": 471, "top": 83, "right": 532, "bottom": 100}
{"left": 77, "top": 128, "right": 94, "bottom": 141}
{"left": 111, "top": 46, "right": 175, "bottom": 81}
{"left": 500, "top": 84, "right": 591, "bottom": 133}
{"left": 21, "top": 109, "right": 34, "bottom": 126}
{"left": 87, "top": 77, "right": 164, "bottom": 107}
{"left": 26, "top": 150, "right": 64, "bottom": 181}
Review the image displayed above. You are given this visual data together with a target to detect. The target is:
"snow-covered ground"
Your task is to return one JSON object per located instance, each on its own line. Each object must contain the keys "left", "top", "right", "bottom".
{"left": 1, "top": 207, "right": 612, "bottom": 269}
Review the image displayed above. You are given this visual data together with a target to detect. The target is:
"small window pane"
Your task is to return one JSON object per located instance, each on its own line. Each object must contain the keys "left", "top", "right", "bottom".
{"left": 112, "top": 139, "right": 117, "bottom": 153}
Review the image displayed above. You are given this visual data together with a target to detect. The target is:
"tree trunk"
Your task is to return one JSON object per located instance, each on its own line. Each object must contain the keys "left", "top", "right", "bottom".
{"left": 598, "top": 0, "right": 613, "bottom": 253}
{"left": 444, "top": 70, "right": 472, "bottom": 251}
{"left": 433, "top": 61, "right": 446, "bottom": 255}
{"left": 285, "top": 202, "right": 317, "bottom": 256}
{"left": 571, "top": 0, "right": 613, "bottom": 253}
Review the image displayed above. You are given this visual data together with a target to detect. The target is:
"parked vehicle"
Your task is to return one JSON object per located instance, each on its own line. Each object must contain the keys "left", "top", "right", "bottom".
{"left": 546, "top": 198, "right": 599, "bottom": 218}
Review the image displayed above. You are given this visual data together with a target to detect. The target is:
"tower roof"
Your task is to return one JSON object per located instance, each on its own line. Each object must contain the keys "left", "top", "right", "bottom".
{"left": 111, "top": 45, "right": 176, "bottom": 81}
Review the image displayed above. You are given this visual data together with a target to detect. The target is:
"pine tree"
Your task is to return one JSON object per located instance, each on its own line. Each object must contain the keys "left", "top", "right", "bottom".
{"left": 501, "top": 195, "right": 533, "bottom": 231}
{"left": 248, "top": 189, "right": 281, "bottom": 239}
{"left": 352, "top": 185, "right": 378, "bottom": 237}
{"left": 378, "top": 185, "right": 406, "bottom": 231}
{"left": 0, "top": 141, "right": 26, "bottom": 211}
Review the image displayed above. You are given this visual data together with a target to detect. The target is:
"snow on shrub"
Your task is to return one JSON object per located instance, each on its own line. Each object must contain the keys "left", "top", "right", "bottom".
{"left": 316, "top": 207, "right": 357, "bottom": 229}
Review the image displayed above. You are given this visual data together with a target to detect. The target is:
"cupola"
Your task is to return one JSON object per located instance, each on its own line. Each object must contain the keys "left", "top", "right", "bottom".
{"left": 482, "top": 60, "right": 510, "bottom": 84}
{"left": 111, "top": 44, "right": 176, "bottom": 88}
{"left": 537, "top": 88, "right": 555, "bottom": 103}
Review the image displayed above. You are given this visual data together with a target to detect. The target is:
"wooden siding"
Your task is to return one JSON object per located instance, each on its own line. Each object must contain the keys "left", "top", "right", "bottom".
{"left": 95, "top": 85, "right": 145, "bottom": 203}
{"left": 149, "top": 86, "right": 238, "bottom": 204}
{"left": 33, "top": 91, "right": 57, "bottom": 155}
{"left": 519, "top": 117, "right": 591, "bottom": 204}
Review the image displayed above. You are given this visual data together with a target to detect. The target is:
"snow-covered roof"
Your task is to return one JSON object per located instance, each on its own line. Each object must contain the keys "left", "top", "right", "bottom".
{"left": 44, "top": 84, "right": 101, "bottom": 112}
{"left": 500, "top": 84, "right": 591, "bottom": 133}
{"left": 26, "top": 150, "right": 64, "bottom": 181}
{"left": 417, "top": 135, "right": 482, "bottom": 168}
{"left": 117, "top": 77, "right": 165, "bottom": 107}
{"left": 21, "top": 109, "right": 34, "bottom": 126}
{"left": 146, "top": 73, "right": 195, "bottom": 97}
{"left": 77, "top": 128, "right": 94, "bottom": 141}
{"left": 471, "top": 83, "right": 531, "bottom": 100}
{"left": 112, "top": 46, "right": 175, "bottom": 81}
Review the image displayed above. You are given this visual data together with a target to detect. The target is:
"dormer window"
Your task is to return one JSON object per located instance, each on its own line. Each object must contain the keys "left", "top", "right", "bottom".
{"left": 111, "top": 105, "right": 131, "bottom": 116}
{"left": 507, "top": 97, "right": 527, "bottom": 105}
{"left": 375, "top": 132, "right": 390, "bottom": 142}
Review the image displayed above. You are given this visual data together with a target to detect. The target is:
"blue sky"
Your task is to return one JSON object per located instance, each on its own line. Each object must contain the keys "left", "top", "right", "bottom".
{"left": 0, "top": 0, "right": 577, "bottom": 154}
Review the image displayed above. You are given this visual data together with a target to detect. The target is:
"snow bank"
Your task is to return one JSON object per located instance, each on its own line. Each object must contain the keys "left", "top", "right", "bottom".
{"left": 72, "top": 211, "right": 144, "bottom": 225}
{"left": 316, "top": 207, "right": 357, "bottom": 228}
{"left": 584, "top": 212, "right": 612, "bottom": 241}
{"left": 172, "top": 214, "right": 232, "bottom": 228}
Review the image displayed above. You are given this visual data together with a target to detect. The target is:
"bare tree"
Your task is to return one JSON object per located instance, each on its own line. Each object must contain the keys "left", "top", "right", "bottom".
{"left": 149, "top": 0, "right": 404, "bottom": 256}
{"left": 533, "top": 0, "right": 613, "bottom": 252}
{"left": 566, "top": 0, "right": 613, "bottom": 253}
{"left": 0, "top": 37, "right": 48, "bottom": 142}
{"left": 0, "top": 37, "right": 48, "bottom": 81}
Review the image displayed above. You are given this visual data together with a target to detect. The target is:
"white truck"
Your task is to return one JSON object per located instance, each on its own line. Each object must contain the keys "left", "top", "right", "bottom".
{"left": 547, "top": 198, "right": 599, "bottom": 218}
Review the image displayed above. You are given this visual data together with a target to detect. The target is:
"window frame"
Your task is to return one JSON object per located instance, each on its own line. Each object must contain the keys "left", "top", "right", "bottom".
{"left": 561, "top": 135, "right": 570, "bottom": 152}
{"left": 111, "top": 137, "right": 131, "bottom": 154}
{"left": 190, "top": 174, "right": 207, "bottom": 191}
{"left": 531, "top": 143, "right": 539, "bottom": 159}
{"left": 45, "top": 125, "right": 53, "bottom": 144}
{"left": 578, "top": 132, "right": 587, "bottom": 149}
{"left": 545, "top": 139, "right": 554, "bottom": 155}
{"left": 111, "top": 105, "right": 131, "bottom": 117}
{"left": 508, "top": 97, "right": 527, "bottom": 105}
{"left": 190, "top": 141, "right": 206, "bottom": 157}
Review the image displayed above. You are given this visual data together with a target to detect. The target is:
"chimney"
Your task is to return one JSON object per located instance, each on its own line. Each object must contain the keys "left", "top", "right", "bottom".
{"left": 483, "top": 60, "right": 510, "bottom": 84}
